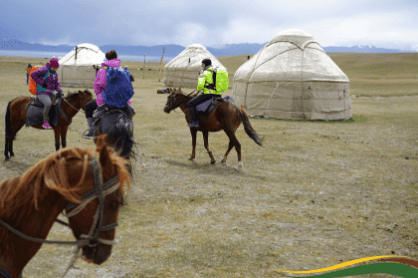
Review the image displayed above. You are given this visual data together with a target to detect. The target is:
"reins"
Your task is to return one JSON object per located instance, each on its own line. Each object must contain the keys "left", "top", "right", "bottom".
{"left": 62, "top": 94, "right": 85, "bottom": 114}
{"left": 170, "top": 90, "right": 198, "bottom": 113}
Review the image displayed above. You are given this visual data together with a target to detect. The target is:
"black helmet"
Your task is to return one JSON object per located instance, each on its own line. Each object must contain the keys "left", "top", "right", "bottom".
{"left": 202, "top": 59, "right": 211, "bottom": 67}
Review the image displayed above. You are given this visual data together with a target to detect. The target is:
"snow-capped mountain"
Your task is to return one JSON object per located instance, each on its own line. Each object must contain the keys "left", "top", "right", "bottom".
{"left": 0, "top": 40, "right": 414, "bottom": 56}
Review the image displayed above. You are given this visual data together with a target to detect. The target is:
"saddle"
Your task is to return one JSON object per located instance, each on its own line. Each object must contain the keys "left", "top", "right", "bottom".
{"left": 196, "top": 96, "right": 234, "bottom": 115}
{"left": 25, "top": 96, "right": 61, "bottom": 127}
{"left": 92, "top": 104, "right": 135, "bottom": 136}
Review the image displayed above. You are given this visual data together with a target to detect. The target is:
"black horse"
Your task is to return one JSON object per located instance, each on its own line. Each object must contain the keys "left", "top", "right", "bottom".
{"left": 91, "top": 104, "right": 136, "bottom": 173}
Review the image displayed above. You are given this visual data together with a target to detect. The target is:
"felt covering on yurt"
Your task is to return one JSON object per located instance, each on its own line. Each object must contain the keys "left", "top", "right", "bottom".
{"left": 163, "top": 44, "right": 227, "bottom": 89}
{"left": 232, "top": 29, "right": 351, "bottom": 120}
{"left": 57, "top": 43, "right": 105, "bottom": 87}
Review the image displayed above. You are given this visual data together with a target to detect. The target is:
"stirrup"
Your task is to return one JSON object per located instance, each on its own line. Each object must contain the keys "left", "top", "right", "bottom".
{"left": 82, "top": 130, "right": 95, "bottom": 139}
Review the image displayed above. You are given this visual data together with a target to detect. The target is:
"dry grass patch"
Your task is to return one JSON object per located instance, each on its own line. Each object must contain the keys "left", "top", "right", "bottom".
{"left": 0, "top": 55, "right": 417, "bottom": 277}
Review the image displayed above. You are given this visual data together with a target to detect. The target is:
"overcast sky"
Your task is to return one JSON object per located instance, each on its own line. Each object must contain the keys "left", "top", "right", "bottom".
{"left": 2, "top": 0, "right": 418, "bottom": 50}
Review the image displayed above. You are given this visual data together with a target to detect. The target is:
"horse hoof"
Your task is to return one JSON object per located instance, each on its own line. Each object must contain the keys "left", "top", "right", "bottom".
{"left": 5, "top": 157, "right": 10, "bottom": 161}
{"left": 10, "top": 153, "right": 15, "bottom": 157}
{"left": 210, "top": 160, "right": 216, "bottom": 165}
{"left": 236, "top": 161, "right": 244, "bottom": 170}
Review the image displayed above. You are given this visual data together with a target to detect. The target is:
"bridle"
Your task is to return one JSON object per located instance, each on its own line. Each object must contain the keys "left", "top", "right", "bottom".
{"left": 61, "top": 92, "right": 87, "bottom": 114}
{"left": 0, "top": 157, "right": 121, "bottom": 278}
{"left": 167, "top": 90, "right": 198, "bottom": 111}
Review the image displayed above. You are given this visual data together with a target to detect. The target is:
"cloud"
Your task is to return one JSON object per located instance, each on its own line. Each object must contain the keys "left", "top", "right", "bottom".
{"left": 1, "top": 0, "right": 418, "bottom": 50}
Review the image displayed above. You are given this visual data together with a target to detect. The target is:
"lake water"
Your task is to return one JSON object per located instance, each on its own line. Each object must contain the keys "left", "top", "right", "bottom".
{"left": 0, "top": 50, "right": 173, "bottom": 62}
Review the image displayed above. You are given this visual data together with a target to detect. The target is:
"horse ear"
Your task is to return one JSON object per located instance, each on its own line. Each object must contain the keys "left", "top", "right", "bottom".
{"left": 169, "top": 88, "right": 173, "bottom": 93}
{"left": 96, "top": 135, "right": 112, "bottom": 171}
{"left": 178, "top": 87, "right": 181, "bottom": 91}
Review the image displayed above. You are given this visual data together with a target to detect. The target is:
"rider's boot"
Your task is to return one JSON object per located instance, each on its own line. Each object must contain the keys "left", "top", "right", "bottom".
{"left": 83, "top": 118, "right": 95, "bottom": 139}
{"left": 188, "top": 121, "right": 200, "bottom": 128}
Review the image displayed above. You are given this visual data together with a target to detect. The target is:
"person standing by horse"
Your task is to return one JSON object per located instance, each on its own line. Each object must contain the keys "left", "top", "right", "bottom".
{"left": 30, "top": 58, "right": 63, "bottom": 129}
{"left": 187, "top": 59, "right": 221, "bottom": 128}
{"left": 83, "top": 50, "right": 133, "bottom": 139}
{"left": 26, "top": 63, "right": 32, "bottom": 84}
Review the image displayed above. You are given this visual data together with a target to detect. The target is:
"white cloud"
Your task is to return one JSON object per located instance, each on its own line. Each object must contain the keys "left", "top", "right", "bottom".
{"left": 37, "top": 37, "right": 79, "bottom": 46}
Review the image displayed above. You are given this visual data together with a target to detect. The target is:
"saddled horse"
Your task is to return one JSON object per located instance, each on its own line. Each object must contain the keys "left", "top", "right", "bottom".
{"left": 0, "top": 135, "right": 131, "bottom": 278}
{"left": 4, "top": 90, "right": 93, "bottom": 161}
{"left": 163, "top": 88, "right": 264, "bottom": 169}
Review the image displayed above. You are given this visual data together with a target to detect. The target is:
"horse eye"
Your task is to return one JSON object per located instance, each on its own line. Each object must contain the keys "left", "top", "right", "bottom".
{"left": 108, "top": 201, "right": 119, "bottom": 211}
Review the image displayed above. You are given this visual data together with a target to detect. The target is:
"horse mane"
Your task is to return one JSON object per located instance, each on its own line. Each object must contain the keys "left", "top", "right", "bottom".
{"left": 0, "top": 135, "right": 130, "bottom": 225}
{"left": 65, "top": 90, "right": 93, "bottom": 99}
{"left": 174, "top": 89, "right": 197, "bottom": 100}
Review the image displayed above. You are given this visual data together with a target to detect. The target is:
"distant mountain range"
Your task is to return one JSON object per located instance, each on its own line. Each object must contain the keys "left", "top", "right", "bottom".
{"left": 0, "top": 39, "right": 414, "bottom": 57}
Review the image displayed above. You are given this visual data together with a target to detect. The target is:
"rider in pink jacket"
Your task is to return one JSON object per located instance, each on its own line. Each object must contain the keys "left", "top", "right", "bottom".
{"left": 94, "top": 58, "right": 132, "bottom": 106}
{"left": 83, "top": 50, "right": 132, "bottom": 139}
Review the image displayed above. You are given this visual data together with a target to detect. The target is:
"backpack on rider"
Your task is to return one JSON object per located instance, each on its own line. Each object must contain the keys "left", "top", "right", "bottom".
{"left": 101, "top": 67, "right": 134, "bottom": 108}
{"left": 209, "top": 67, "right": 229, "bottom": 93}
{"left": 28, "top": 66, "right": 41, "bottom": 95}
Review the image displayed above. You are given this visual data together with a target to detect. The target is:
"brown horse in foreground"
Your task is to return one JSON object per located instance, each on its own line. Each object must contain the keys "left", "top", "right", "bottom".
{"left": 4, "top": 90, "right": 93, "bottom": 161}
{"left": 163, "top": 88, "right": 263, "bottom": 169}
{"left": 0, "top": 135, "right": 131, "bottom": 278}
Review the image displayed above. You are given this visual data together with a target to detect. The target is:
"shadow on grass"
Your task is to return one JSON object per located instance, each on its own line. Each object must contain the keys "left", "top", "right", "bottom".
{"left": 250, "top": 114, "right": 367, "bottom": 123}
{"left": 162, "top": 158, "right": 269, "bottom": 180}
{"left": 2, "top": 159, "right": 33, "bottom": 173}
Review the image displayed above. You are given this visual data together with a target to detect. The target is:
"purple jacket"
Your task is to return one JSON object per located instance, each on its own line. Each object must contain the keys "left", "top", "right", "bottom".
{"left": 94, "top": 59, "right": 132, "bottom": 106}
{"left": 30, "top": 63, "right": 62, "bottom": 95}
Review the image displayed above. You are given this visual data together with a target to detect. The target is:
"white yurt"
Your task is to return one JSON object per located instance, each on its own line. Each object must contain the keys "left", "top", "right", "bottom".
{"left": 232, "top": 29, "right": 351, "bottom": 120}
{"left": 57, "top": 43, "right": 105, "bottom": 87}
{"left": 163, "top": 44, "right": 227, "bottom": 89}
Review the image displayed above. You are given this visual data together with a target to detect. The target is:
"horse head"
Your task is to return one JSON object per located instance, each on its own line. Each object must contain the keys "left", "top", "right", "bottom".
{"left": 78, "top": 90, "right": 94, "bottom": 110}
{"left": 163, "top": 87, "right": 196, "bottom": 113}
{"left": 65, "top": 135, "right": 130, "bottom": 264}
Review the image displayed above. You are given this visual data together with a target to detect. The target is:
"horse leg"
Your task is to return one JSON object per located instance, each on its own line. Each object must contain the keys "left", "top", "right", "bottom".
{"left": 221, "top": 141, "right": 234, "bottom": 164}
{"left": 5, "top": 120, "right": 25, "bottom": 160}
{"left": 223, "top": 128, "right": 243, "bottom": 170}
{"left": 202, "top": 131, "right": 215, "bottom": 164}
{"left": 60, "top": 125, "right": 68, "bottom": 149}
{"left": 4, "top": 137, "right": 10, "bottom": 161}
{"left": 9, "top": 138, "right": 14, "bottom": 157}
{"left": 54, "top": 127, "right": 61, "bottom": 151}
{"left": 189, "top": 129, "right": 197, "bottom": 161}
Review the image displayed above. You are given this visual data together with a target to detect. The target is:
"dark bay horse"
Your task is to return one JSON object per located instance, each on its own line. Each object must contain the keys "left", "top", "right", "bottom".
{"left": 163, "top": 88, "right": 263, "bottom": 169}
{"left": 0, "top": 135, "right": 131, "bottom": 278}
{"left": 4, "top": 90, "right": 93, "bottom": 161}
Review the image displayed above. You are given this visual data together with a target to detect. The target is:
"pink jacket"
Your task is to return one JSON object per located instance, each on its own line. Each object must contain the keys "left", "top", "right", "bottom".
{"left": 94, "top": 58, "right": 132, "bottom": 106}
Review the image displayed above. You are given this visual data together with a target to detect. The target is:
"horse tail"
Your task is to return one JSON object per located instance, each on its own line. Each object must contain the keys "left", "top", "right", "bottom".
{"left": 237, "top": 106, "right": 263, "bottom": 146}
{"left": 112, "top": 115, "right": 135, "bottom": 159}
{"left": 5, "top": 101, "right": 15, "bottom": 140}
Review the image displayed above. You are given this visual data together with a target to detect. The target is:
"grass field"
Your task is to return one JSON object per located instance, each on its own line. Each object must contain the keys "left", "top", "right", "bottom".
{"left": 0, "top": 53, "right": 417, "bottom": 277}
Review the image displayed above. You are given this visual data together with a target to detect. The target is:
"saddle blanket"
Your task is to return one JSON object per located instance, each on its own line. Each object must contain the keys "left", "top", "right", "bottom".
{"left": 196, "top": 96, "right": 234, "bottom": 115}
{"left": 25, "top": 97, "right": 60, "bottom": 127}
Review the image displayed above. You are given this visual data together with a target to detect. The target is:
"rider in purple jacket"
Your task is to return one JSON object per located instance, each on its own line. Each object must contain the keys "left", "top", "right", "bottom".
{"left": 30, "top": 58, "right": 63, "bottom": 129}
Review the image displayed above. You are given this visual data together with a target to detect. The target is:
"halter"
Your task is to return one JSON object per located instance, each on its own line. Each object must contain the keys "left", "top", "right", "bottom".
{"left": 0, "top": 157, "right": 120, "bottom": 247}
